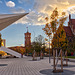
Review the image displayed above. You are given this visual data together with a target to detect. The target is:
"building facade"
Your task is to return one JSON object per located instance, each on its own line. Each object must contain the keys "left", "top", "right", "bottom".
{"left": 62, "top": 14, "right": 75, "bottom": 50}
{"left": 63, "top": 14, "right": 75, "bottom": 42}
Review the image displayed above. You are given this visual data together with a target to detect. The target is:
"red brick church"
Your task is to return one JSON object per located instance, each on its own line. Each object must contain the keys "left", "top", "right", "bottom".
{"left": 63, "top": 14, "right": 75, "bottom": 42}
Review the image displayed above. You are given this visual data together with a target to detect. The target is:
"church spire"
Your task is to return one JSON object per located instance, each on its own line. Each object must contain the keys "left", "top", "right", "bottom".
{"left": 69, "top": 14, "right": 71, "bottom": 20}
{"left": 26, "top": 27, "right": 28, "bottom": 32}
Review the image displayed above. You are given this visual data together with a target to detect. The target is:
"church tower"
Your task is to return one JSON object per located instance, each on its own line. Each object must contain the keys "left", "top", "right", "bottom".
{"left": 24, "top": 27, "right": 31, "bottom": 47}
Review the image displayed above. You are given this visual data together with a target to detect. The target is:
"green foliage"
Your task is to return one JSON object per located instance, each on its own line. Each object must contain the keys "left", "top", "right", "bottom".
{"left": 9, "top": 47, "right": 25, "bottom": 55}
{"left": 68, "top": 37, "right": 75, "bottom": 51}
{"left": 43, "top": 8, "right": 67, "bottom": 49}
{"left": 42, "top": 8, "right": 59, "bottom": 52}
{"left": 32, "top": 35, "right": 45, "bottom": 55}
{"left": 67, "top": 56, "right": 75, "bottom": 59}
{"left": 50, "top": 8, "right": 59, "bottom": 34}
{"left": 51, "top": 25, "right": 68, "bottom": 49}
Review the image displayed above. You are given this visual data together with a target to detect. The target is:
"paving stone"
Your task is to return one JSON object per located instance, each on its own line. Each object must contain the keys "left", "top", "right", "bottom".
{"left": 0, "top": 57, "right": 75, "bottom": 75}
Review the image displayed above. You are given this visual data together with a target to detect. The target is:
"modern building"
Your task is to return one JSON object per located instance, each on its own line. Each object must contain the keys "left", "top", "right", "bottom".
{"left": 24, "top": 27, "right": 31, "bottom": 47}
{"left": 0, "top": 13, "right": 28, "bottom": 31}
{"left": 0, "top": 13, "right": 28, "bottom": 58}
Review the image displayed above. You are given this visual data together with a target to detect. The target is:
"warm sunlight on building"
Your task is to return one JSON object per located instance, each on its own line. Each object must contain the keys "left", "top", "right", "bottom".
{"left": 1, "top": 39, "right": 6, "bottom": 47}
{"left": 1, "top": 41, "right": 4, "bottom": 46}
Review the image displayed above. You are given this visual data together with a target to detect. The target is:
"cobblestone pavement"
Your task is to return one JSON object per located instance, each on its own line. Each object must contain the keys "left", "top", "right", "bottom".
{"left": 0, "top": 57, "right": 75, "bottom": 75}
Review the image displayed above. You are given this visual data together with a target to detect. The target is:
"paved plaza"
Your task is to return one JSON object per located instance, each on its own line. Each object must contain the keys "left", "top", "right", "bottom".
{"left": 0, "top": 57, "right": 75, "bottom": 75}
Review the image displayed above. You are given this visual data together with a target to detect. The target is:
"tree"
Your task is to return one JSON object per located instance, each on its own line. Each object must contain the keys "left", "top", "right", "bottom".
{"left": 34, "top": 35, "right": 45, "bottom": 46}
{"left": 32, "top": 35, "right": 45, "bottom": 56}
{"left": 43, "top": 8, "right": 67, "bottom": 48}
{"left": 9, "top": 47, "right": 26, "bottom": 55}
{"left": 72, "top": 37, "right": 75, "bottom": 50}
{"left": 25, "top": 46, "right": 31, "bottom": 54}
{"left": 51, "top": 25, "right": 68, "bottom": 50}
{"left": 19, "top": 48, "right": 25, "bottom": 55}
{"left": 42, "top": 8, "right": 59, "bottom": 63}
{"left": 51, "top": 11, "right": 67, "bottom": 50}
{"left": 50, "top": 8, "right": 59, "bottom": 34}
{"left": 68, "top": 36, "right": 75, "bottom": 53}
{"left": 43, "top": 8, "right": 59, "bottom": 36}
{"left": 42, "top": 8, "right": 67, "bottom": 63}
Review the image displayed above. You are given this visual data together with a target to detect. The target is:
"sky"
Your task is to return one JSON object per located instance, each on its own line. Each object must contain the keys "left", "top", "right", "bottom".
{"left": 0, "top": 0, "right": 75, "bottom": 47}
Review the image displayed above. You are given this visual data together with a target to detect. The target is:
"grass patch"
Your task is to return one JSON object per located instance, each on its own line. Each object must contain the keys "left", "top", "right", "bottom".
{"left": 67, "top": 56, "right": 75, "bottom": 59}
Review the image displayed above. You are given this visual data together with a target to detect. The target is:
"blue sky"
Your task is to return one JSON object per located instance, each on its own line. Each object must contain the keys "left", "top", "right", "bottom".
{"left": 1, "top": 23, "right": 46, "bottom": 47}
{"left": 0, "top": 0, "right": 75, "bottom": 47}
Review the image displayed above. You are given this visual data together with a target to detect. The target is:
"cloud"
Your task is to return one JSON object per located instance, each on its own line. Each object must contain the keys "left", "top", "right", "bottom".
{"left": 33, "top": 0, "right": 75, "bottom": 14}
{"left": 18, "top": 0, "right": 33, "bottom": 5}
{"left": 10, "top": 7, "right": 25, "bottom": 13}
{"left": 21, "top": 44, "right": 24, "bottom": 46}
{"left": 45, "top": 5, "right": 54, "bottom": 13}
{"left": 68, "top": 0, "right": 75, "bottom": 4}
{"left": 18, "top": 0, "right": 23, "bottom": 3}
{"left": 15, "top": 11, "right": 46, "bottom": 25}
{"left": 57, "top": 0, "right": 75, "bottom": 5}
{"left": 6, "top": 1, "right": 15, "bottom": 7}
{"left": 57, "top": 0, "right": 68, "bottom": 2}
{"left": 67, "top": 6, "right": 75, "bottom": 14}
{"left": 0, "top": 0, "right": 2, "bottom": 3}
{"left": 18, "top": 0, "right": 30, "bottom": 3}
{"left": 12, "top": 0, "right": 75, "bottom": 25}
{"left": 33, "top": 0, "right": 57, "bottom": 12}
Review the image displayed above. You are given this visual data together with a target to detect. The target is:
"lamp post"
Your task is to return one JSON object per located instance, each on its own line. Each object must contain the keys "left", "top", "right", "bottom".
{"left": 49, "top": 35, "right": 52, "bottom": 63}
{"left": 49, "top": 36, "right": 50, "bottom": 63}
{"left": 45, "top": 36, "right": 51, "bottom": 63}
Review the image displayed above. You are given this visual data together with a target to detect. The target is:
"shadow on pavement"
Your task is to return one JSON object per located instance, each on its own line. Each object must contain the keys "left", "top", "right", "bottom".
{"left": 40, "top": 69, "right": 75, "bottom": 75}
{"left": 51, "top": 64, "right": 75, "bottom": 68}
{"left": 0, "top": 64, "right": 8, "bottom": 66}
{"left": 28, "top": 59, "right": 40, "bottom": 61}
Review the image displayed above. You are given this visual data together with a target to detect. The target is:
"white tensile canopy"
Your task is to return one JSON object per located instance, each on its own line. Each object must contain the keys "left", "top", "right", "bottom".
{"left": 0, "top": 46, "right": 26, "bottom": 58}
{"left": 0, "top": 13, "right": 28, "bottom": 31}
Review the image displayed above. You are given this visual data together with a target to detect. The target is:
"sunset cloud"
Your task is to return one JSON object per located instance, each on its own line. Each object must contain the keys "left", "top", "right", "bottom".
{"left": 13, "top": 0, "right": 75, "bottom": 25}
{"left": 15, "top": 11, "right": 46, "bottom": 25}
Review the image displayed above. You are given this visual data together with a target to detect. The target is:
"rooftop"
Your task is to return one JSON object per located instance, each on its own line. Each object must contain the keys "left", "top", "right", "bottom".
{"left": 63, "top": 26, "right": 74, "bottom": 37}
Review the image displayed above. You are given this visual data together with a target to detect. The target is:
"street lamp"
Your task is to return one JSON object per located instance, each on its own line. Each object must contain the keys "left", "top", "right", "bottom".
{"left": 45, "top": 36, "right": 52, "bottom": 63}
{"left": 49, "top": 36, "right": 50, "bottom": 63}
{"left": 49, "top": 35, "right": 52, "bottom": 63}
